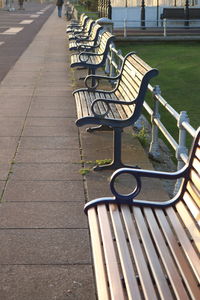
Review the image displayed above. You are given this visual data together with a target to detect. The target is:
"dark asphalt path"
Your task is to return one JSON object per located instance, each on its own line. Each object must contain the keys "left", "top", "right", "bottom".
{"left": 0, "top": 1, "right": 55, "bottom": 82}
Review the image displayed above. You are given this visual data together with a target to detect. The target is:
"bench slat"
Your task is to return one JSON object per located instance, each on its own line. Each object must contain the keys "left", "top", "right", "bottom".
{"left": 186, "top": 180, "right": 200, "bottom": 207}
{"left": 121, "top": 206, "right": 159, "bottom": 299}
{"left": 134, "top": 207, "right": 174, "bottom": 299}
{"left": 155, "top": 208, "right": 200, "bottom": 299}
{"left": 88, "top": 208, "right": 110, "bottom": 300}
{"left": 190, "top": 169, "right": 200, "bottom": 191}
{"left": 176, "top": 200, "right": 200, "bottom": 251}
{"left": 183, "top": 190, "right": 200, "bottom": 226}
{"left": 110, "top": 205, "right": 142, "bottom": 300}
{"left": 144, "top": 208, "right": 190, "bottom": 299}
{"left": 98, "top": 205, "right": 126, "bottom": 300}
{"left": 166, "top": 207, "right": 200, "bottom": 283}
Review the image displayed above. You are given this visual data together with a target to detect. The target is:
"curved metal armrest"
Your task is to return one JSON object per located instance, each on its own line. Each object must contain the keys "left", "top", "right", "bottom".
{"left": 77, "top": 44, "right": 96, "bottom": 53}
{"left": 110, "top": 165, "right": 188, "bottom": 203}
{"left": 85, "top": 74, "right": 120, "bottom": 90}
{"left": 91, "top": 98, "right": 137, "bottom": 118}
{"left": 84, "top": 163, "right": 189, "bottom": 214}
{"left": 76, "top": 36, "right": 90, "bottom": 43}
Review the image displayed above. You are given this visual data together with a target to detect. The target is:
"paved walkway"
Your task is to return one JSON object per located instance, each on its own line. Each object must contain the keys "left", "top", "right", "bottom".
{"left": 0, "top": 8, "right": 95, "bottom": 300}
{"left": 0, "top": 7, "right": 169, "bottom": 300}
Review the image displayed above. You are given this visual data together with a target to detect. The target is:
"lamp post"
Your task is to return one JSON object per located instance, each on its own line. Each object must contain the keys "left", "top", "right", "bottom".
{"left": 185, "top": 0, "right": 189, "bottom": 27}
{"left": 141, "top": 0, "right": 146, "bottom": 29}
{"left": 156, "top": 0, "right": 159, "bottom": 27}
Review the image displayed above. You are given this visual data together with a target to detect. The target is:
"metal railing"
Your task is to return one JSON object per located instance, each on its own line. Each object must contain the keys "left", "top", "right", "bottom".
{"left": 113, "top": 19, "right": 200, "bottom": 37}
{"left": 105, "top": 44, "right": 197, "bottom": 194}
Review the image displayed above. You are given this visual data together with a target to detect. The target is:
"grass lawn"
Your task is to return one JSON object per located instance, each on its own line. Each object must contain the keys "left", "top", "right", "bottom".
{"left": 116, "top": 41, "right": 200, "bottom": 144}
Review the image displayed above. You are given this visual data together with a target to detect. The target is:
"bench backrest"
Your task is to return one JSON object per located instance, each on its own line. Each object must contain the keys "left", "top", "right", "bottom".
{"left": 161, "top": 8, "right": 185, "bottom": 19}
{"left": 94, "top": 31, "right": 115, "bottom": 56}
{"left": 89, "top": 23, "right": 103, "bottom": 43}
{"left": 82, "top": 18, "right": 95, "bottom": 35}
{"left": 189, "top": 8, "right": 200, "bottom": 19}
{"left": 79, "top": 14, "right": 89, "bottom": 29}
{"left": 179, "top": 128, "right": 200, "bottom": 230}
{"left": 114, "top": 52, "right": 158, "bottom": 121}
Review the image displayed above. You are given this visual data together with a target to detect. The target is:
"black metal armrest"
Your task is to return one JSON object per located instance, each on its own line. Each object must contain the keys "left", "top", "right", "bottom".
{"left": 77, "top": 44, "right": 96, "bottom": 53}
{"left": 76, "top": 36, "right": 90, "bottom": 43}
{"left": 79, "top": 51, "right": 103, "bottom": 63}
{"left": 85, "top": 74, "right": 120, "bottom": 90}
{"left": 110, "top": 165, "right": 188, "bottom": 204}
{"left": 84, "top": 164, "right": 189, "bottom": 214}
{"left": 91, "top": 98, "right": 137, "bottom": 118}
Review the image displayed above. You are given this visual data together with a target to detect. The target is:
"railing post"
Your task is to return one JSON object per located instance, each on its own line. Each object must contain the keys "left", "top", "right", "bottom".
{"left": 174, "top": 111, "right": 189, "bottom": 194}
{"left": 163, "top": 18, "right": 167, "bottom": 37}
{"left": 109, "top": 44, "right": 115, "bottom": 77}
{"left": 105, "top": 45, "right": 111, "bottom": 74}
{"left": 149, "top": 85, "right": 161, "bottom": 160}
{"left": 124, "top": 19, "right": 127, "bottom": 38}
{"left": 117, "top": 49, "right": 123, "bottom": 72}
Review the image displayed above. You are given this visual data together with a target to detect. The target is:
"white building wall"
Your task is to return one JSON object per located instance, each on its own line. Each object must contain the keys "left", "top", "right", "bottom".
{"left": 111, "top": 1, "right": 200, "bottom": 28}
{"left": 111, "top": 0, "right": 200, "bottom": 7}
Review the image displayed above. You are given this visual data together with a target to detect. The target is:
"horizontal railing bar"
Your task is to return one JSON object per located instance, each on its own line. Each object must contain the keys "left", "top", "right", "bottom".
{"left": 154, "top": 119, "right": 178, "bottom": 150}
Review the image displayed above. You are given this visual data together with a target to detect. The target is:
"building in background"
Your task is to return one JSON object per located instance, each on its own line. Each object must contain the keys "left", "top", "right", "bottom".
{"left": 98, "top": 0, "right": 200, "bottom": 28}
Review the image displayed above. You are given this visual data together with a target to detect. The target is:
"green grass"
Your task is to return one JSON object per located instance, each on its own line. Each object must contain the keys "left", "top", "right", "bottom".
{"left": 116, "top": 41, "right": 200, "bottom": 145}
{"left": 74, "top": 4, "right": 99, "bottom": 19}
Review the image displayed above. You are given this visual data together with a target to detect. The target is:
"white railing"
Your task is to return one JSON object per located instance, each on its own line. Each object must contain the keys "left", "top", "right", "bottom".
{"left": 105, "top": 44, "right": 197, "bottom": 194}
{"left": 113, "top": 19, "right": 200, "bottom": 37}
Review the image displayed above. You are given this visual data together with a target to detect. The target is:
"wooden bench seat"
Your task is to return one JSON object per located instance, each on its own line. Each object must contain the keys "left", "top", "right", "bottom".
{"left": 69, "top": 23, "right": 103, "bottom": 52}
{"left": 84, "top": 127, "right": 200, "bottom": 300}
{"left": 72, "top": 52, "right": 158, "bottom": 170}
{"left": 71, "top": 31, "right": 115, "bottom": 79}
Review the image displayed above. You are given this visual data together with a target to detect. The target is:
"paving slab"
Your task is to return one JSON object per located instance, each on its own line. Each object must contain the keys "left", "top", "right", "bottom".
{"left": 22, "top": 124, "right": 78, "bottom": 137}
{"left": 19, "top": 136, "right": 80, "bottom": 149}
{"left": 0, "top": 163, "right": 10, "bottom": 180}
{"left": 10, "top": 163, "right": 82, "bottom": 181}
{"left": 0, "top": 265, "right": 95, "bottom": 300}
{"left": 25, "top": 117, "right": 76, "bottom": 127}
{"left": 0, "top": 229, "right": 91, "bottom": 264}
{"left": 3, "top": 180, "right": 85, "bottom": 202}
{"left": 15, "top": 149, "right": 81, "bottom": 163}
{"left": 0, "top": 202, "right": 87, "bottom": 228}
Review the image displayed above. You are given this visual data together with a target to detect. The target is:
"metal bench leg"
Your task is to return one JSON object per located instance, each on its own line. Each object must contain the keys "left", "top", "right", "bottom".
{"left": 89, "top": 68, "right": 96, "bottom": 87}
{"left": 93, "top": 127, "right": 124, "bottom": 171}
{"left": 93, "top": 127, "right": 140, "bottom": 171}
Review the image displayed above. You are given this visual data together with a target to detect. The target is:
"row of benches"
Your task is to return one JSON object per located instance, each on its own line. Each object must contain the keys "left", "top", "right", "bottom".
{"left": 66, "top": 15, "right": 200, "bottom": 300}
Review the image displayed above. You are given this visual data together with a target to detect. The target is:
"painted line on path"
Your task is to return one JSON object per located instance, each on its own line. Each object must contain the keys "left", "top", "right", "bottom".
{"left": 20, "top": 20, "right": 34, "bottom": 24}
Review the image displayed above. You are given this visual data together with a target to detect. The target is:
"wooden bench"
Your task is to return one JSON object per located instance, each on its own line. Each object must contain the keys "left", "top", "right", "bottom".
{"left": 84, "top": 127, "right": 200, "bottom": 300}
{"left": 189, "top": 8, "right": 200, "bottom": 19}
{"left": 72, "top": 52, "right": 158, "bottom": 170}
{"left": 71, "top": 31, "right": 115, "bottom": 82}
{"left": 69, "top": 23, "right": 103, "bottom": 52}
{"left": 161, "top": 7, "right": 200, "bottom": 20}
{"left": 160, "top": 8, "right": 185, "bottom": 20}
{"left": 68, "top": 18, "right": 95, "bottom": 41}
{"left": 66, "top": 14, "right": 89, "bottom": 34}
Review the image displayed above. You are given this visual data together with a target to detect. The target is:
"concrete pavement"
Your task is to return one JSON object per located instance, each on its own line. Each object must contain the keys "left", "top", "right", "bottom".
{"left": 0, "top": 5, "right": 169, "bottom": 300}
